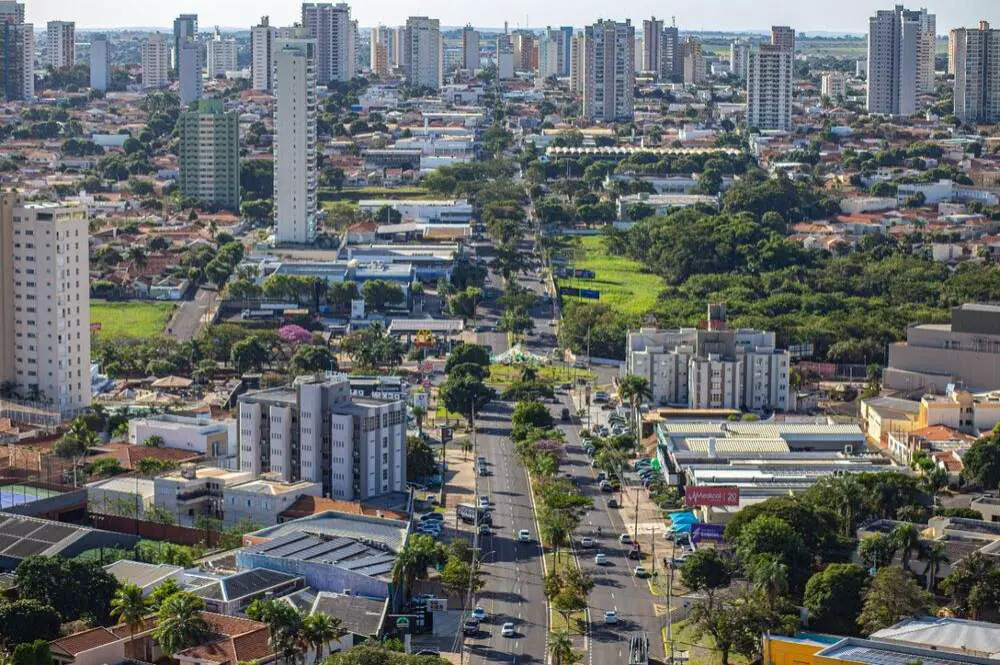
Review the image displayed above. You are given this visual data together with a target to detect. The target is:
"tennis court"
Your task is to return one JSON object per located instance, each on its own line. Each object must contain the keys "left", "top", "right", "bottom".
{"left": 0, "top": 484, "right": 61, "bottom": 509}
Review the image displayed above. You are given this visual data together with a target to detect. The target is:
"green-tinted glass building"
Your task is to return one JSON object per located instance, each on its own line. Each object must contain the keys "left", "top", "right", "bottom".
{"left": 177, "top": 99, "right": 240, "bottom": 211}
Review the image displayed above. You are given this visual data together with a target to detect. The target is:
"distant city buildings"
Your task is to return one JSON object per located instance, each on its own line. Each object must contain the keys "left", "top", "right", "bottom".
{"left": 207, "top": 29, "right": 238, "bottom": 77}
{"left": 771, "top": 25, "right": 796, "bottom": 52}
{"left": 867, "top": 5, "right": 936, "bottom": 116}
{"left": 461, "top": 25, "right": 479, "bottom": 72}
{"left": 821, "top": 71, "right": 847, "bottom": 99}
{"left": 951, "top": 21, "right": 1000, "bottom": 124}
{"left": 178, "top": 39, "right": 204, "bottom": 105}
{"left": 583, "top": 19, "right": 635, "bottom": 122}
{"left": 172, "top": 13, "right": 198, "bottom": 72}
{"left": 178, "top": 100, "right": 240, "bottom": 211}
{"left": 302, "top": 2, "right": 355, "bottom": 85}
{"left": 403, "top": 16, "right": 442, "bottom": 90}
{"left": 747, "top": 43, "right": 794, "bottom": 131}
{"left": 682, "top": 37, "right": 705, "bottom": 85}
{"left": 0, "top": 1, "right": 34, "bottom": 101}
{"left": 89, "top": 34, "right": 110, "bottom": 91}
{"left": 641, "top": 16, "right": 663, "bottom": 74}
{"left": 45, "top": 20, "right": 75, "bottom": 69}
{"left": 251, "top": 16, "right": 277, "bottom": 91}
{"left": 141, "top": 32, "right": 170, "bottom": 90}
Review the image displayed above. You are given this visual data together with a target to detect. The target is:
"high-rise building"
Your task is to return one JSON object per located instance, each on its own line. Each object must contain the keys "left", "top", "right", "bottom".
{"left": 683, "top": 37, "right": 705, "bottom": 85}
{"left": 510, "top": 30, "right": 536, "bottom": 72}
{"left": 730, "top": 39, "right": 752, "bottom": 81}
{"left": 661, "top": 24, "right": 682, "bottom": 81}
{"left": 821, "top": 71, "right": 847, "bottom": 99}
{"left": 948, "top": 28, "right": 958, "bottom": 76}
{"left": 771, "top": 25, "right": 796, "bottom": 52}
{"left": 370, "top": 25, "right": 392, "bottom": 77}
{"left": 402, "top": 16, "right": 441, "bottom": 90}
{"left": 46, "top": 21, "right": 74, "bottom": 69}
{"left": 89, "top": 34, "right": 110, "bottom": 91}
{"left": 273, "top": 38, "right": 318, "bottom": 245}
{"left": 461, "top": 25, "right": 479, "bottom": 72}
{"left": 238, "top": 375, "right": 407, "bottom": 500}
{"left": 207, "top": 29, "right": 237, "bottom": 77}
{"left": 583, "top": 19, "right": 635, "bottom": 122}
{"left": 1, "top": 3, "right": 34, "bottom": 101}
{"left": 141, "top": 32, "right": 170, "bottom": 90}
{"left": 496, "top": 33, "right": 514, "bottom": 80}
{"left": 867, "top": 5, "right": 935, "bottom": 116}
{"left": 251, "top": 16, "right": 277, "bottom": 91}
{"left": 173, "top": 13, "right": 198, "bottom": 71}
{"left": 302, "top": 3, "right": 354, "bottom": 85}
{"left": 0, "top": 194, "right": 91, "bottom": 416}
{"left": 538, "top": 28, "right": 562, "bottom": 81}
{"left": 570, "top": 32, "right": 585, "bottom": 94}
{"left": 178, "top": 100, "right": 240, "bottom": 211}
{"left": 952, "top": 21, "right": 1000, "bottom": 124}
{"left": 747, "top": 43, "right": 794, "bottom": 131}
{"left": 642, "top": 17, "right": 663, "bottom": 74}
{"left": 178, "top": 39, "right": 203, "bottom": 106}
{"left": 558, "top": 26, "right": 573, "bottom": 76}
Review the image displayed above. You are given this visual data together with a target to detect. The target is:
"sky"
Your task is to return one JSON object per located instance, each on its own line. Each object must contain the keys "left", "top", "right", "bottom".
{"left": 23, "top": 0, "right": 999, "bottom": 34}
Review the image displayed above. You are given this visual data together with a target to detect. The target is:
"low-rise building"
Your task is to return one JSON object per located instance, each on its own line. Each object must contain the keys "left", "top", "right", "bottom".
{"left": 103, "top": 560, "right": 185, "bottom": 596}
{"left": 222, "top": 477, "right": 323, "bottom": 527}
{"left": 153, "top": 464, "right": 254, "bottom": 527}
{"left": 87, "top": 476, "right": 155, "bottom": 519}
{"left": 129, "top": 414, "right": 234, "bottom": 461}
{"left": 357, "top": 199, "right": 473, "bottom": 224}
{"left": 186, "top": 568, "right": 305, "bottom": 615}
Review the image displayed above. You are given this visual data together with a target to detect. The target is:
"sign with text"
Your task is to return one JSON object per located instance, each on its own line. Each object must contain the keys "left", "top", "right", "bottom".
{"left": 684, "top": 485, "right": 740, "bottom": 507}
{"left": 692, "top": 523, "right": 726, "bottom": 543}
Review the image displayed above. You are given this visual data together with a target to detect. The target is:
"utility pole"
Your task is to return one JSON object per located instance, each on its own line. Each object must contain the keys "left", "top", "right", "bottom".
{"left": 633, "top": 486, "right": 640, "bottom": 541}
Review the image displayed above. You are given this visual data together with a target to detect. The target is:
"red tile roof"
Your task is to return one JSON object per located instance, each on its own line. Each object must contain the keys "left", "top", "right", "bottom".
{"left": 50, "top": 628, "right": 119, "bottom": 656}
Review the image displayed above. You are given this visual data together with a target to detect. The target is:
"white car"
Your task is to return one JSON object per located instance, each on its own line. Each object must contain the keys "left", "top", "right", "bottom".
{"left": 594, "top": 552, "right": 607, "bottom": 566}
{"left": 501, "top": 622, "right": 516, "bottom": 637}
{"left": 633, "top": 566, "right": 649, "bottom": 578}
{"left": 619, "top": 533, "right": 632, "bottom": 545}
{"left": 604, "top": 610, "right": 618, "bottom": 625}
{"left": 580, "top": 536, "right": 595, "bottom": 548}
{"left": 518, "top": 529, "right": 531, "bottom": 542}
{"left": 478, "top": 496, "right": 490, "bottom": 509}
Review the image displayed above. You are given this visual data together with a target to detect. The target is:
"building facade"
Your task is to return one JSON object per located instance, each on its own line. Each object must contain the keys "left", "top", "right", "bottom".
{"left": 173, "top": 13, "right": 198, "bottom": 72}
{"left": 89, "top": 35, "right": 110, "bottom": 91}
{"left": 683, "top": 37, "right": 705, "bottom": 85}
{"left": 207, "top": 30, "right": 237, "bottom": 77}
{"left": 642, "top": 17, "right": 663, "bottom": 74}
{"left": 821, "top": 71, "right": 847, "bottom": 99}
{"left": 402, "top": 17, "right": 441, "bottom": 90}
{"left": 952, "top": 21, "right": 1000, "bottom": 124}
{"left": 251, "top": 16, "right": 277, "bottom": 91}
{"left": 141, "top": 32, "right": 170, "bottom": 90}
{"left": 46, "top": 20, "right": 74, "bottom": 69}
{"left": 0, "top": 194, "right": 91, "bottom": 415}
{"left": 867, "top": 5, "right": 935, "bottom": 115}
{"left": 178, "top": 100, "right": 240, "bottom": 211}
{"left": 771, "top": 25, "right": 796, "bottom": 52}
{"left": 583, "top": 19, "right": 635, "bottom": 122}
{"left": 302, "top": 3, "right": 354, "bottom": 85}
{"left": 1, "top": 4, "right": 34, "bottom": 101}
{"left": 461, "top": 25, "right": 479, "bottom": 72}
{"left": 730, "top": 39, "right": 751, "bottom": 81}
{"left": 273, "top": 38, "right": 318, "bottom": 244}
{"left": 661, "top": 25, "right": 681, "bottom": 81}
{"left": 178, "top": 39, "right": 204, "bottom": 106}
{"left": 746, "top": 43, "right": 794, "bottom": 131}
{"left": 237, "top": 375, "right": 407, "bottom": 501}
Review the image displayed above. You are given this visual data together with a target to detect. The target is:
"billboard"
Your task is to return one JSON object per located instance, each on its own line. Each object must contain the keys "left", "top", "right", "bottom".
{"left": 578, "top": 289, "right": 601, "bottom": 300}
{"left": 684, "top": 485, "right": 740, "bottom": 507}
{"left": 692, "top": 523, "right": 726, "bottom": 543}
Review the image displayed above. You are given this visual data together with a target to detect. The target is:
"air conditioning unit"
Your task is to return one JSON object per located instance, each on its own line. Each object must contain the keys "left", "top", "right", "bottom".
{"left": 844, "top": 444, "right": 854, "bottom": 455}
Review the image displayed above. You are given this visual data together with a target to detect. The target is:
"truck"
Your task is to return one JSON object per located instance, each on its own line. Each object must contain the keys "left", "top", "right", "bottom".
{"left": 456, "top": 504, "right": 492, "bottom": 525}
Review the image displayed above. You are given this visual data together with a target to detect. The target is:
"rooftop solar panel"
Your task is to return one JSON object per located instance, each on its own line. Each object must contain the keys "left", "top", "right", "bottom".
{"left": 307, "top": 542, "right": 366, "bottom": 563}
{"left": 339, "top": 554, "right": 397, "bottom": 571}
{"left": 265, "top": 535, "right": 323, "bottom": 557}
{"left": 0, "top": 534, "right": 18, "bottom": 552}
{"left": 0, "top": 518, "right": 42, "bottom": 538}
{"left": 5, "top": 538, "right": 51, "bottom": 557}
{"left": 30, "top": 524, "right": 77, "bottom": 543}
{"left": 353, "top": 562, "right": 395, "bottom": 577}
{"left": 291, "top": 538, "right": 357, "bottom": 560}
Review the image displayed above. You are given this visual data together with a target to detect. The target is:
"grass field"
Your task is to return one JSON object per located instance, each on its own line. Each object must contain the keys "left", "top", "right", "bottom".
{"left": 557, "top": 236, "right": 663, "bottom": 316}
{"left": 91, "top": 300, "right": 175, "bottom": 339}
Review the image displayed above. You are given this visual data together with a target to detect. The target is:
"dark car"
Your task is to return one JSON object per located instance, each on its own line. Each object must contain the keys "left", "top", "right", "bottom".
{"left": 561, "top": 407, "right": 571, "bottom": 421}
{"left": 463, "top": 619, "right": 480, "bottom": 636}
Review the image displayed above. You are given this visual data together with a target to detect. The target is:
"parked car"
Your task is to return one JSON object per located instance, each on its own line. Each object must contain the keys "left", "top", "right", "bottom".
{"left": 608, "top": 497, "right": 619, "bottom": 508}
{"left": 463, "top": 619, "right": 480, "bottom": 636}
{"left": 479, "top": 524, "right": 491, "bottom": 535}
{"left": 420, "top": 512, "right": 444, "bottom": 522}
{"left": 561, "top": 407, "right": 571, "bottom": 421}
{"left": 471, "top": 607, "right": 488, "bottom": 621}
{"left": 478, "top": 496, "right": 490, "bottom": 509}
{"left": 581, "top": 536, "right": 595, "bottom": 548}
{"left": 518, "top": 529, "right": 532, "bottom": 542}
{"left": 633, "top": 566, "right": 649, "bottom": 578}
{"left": 604, "top": 611, "right": 618, "bottom": 625}
{"left": 626, "top": 548, "right": 642, "bottom": 560}
{"left": 501, "top": 622, "right": 516, "bottom": 637}
{"left": 594, "top": 552, "right": 608, "bottom": 566}
{"left": 619, "top": 533, "right": 632, "bottom": 545}
{"left": 599, "top": 480, "right": 613, "bottom": 492}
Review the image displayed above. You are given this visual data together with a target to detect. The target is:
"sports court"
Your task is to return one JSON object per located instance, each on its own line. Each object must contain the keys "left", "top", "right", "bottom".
{"left": 0, "top": 484, "right": 61, "bottom": 509}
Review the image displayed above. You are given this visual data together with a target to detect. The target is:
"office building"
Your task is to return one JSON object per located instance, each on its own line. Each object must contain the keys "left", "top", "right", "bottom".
{"left": 207, "top": 29, "right": 237, "bottom": 77}
{"left": 821, "top": 71, "right": 847, "bottom": 99}
{"left": 273, "top": 37, "right": 318, "bottom": 245}
{"left": 238, "top": 375, "right": 407, "bottom": 501}
{"left": 89, "top": 34, "right": 110, "bottom": 91}
{"left": 683, "top": 37, "right": 705, "bottom": 84}
{"left": 583, "top": 19, "right": 635, "bottom": 122}
{"left": 251, "top": 16, "right": 277, "bottom": 91}
{"left": 0, "top": 3, "right": 33, "bottom": 101}
{"left": 661, "top": 24, "right": 681, "bottom": 81}
{"left": 46, "top": 20, "right": 74, "bottom": 69}
{"left": 461, "top": 25, "right": 479, "bottom": 72}
{"left": 627, "top": 303, "right": 791, "bottom": 412}
{"left": 178, "top": 39, "right": 203, "bottom": 106}
{"left": 178, "top": 99, "right": 240, "bottom": 211}
{"left": 867, "top": 5, "right": 935, "bottom": 116}
{"left": 642, "top": 17, "right": 663, "bottom": 74}
{"left": 730, "top": 39, "right": 752, "bottom": 81}
{"left": 952, "top": 21, "right": 1000, "bottom": 124}
{"left": 771, "top": 25, "right": 796, "bottom": 52}
{"left": 885, "top": 303, "right": 1000, "bottom": 394}
{"left": 402, "top": 16, "right": 441, "bottom": 90}
{"left": 173, "top": 13, "right": 198, "bottom": 71}
{"left": 0, "top": 194, "right": 90, "bottom": 416}
{"left": 302, "top": 2, "right": 354, "bottom": 85}
{"left": 141, "top": 32, "right": 170, "bottom": 90}
{"left": 746, "top": 43, "right": 794, "bottom": 131}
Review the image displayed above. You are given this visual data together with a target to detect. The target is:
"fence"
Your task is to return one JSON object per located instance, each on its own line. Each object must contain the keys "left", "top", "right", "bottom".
{"left": 88, "top": 513, "right": 221, "bottom": 548}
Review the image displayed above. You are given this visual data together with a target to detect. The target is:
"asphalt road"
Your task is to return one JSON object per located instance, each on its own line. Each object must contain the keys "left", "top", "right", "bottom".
{"left": 166, "top": 287, "right": 218, "bottom": 340}
{"left": 464, "top": 400, "right": 548, "bottom": 665}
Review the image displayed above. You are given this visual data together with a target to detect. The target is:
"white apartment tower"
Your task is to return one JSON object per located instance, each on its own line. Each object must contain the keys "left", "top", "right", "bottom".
{"left": 0, "top": 2, "right": 32, "bottom": 101}
{"left": 461, "top": 25, "right": 479, "bottom": 72}
{"left": 273, "top": 38, "right": 318, "bottom": 245}
{"left": 46, "top": 21, "right": 74, "bottom": 69}
{"left": 746, "top": 43, "right": 794, "bottom": 131}
{"left": 538, "top": 28, "right": 561, "bottom": 81}
{"left": 0, "top": 194, "right": 91, "bottom": 416}
{"left": 89, "top": 34, "right": 110, "bottom": 91}
{"left": 683, "top": 37, "right": 706, "bottom": 85}
{"left": 238, "top": 375, "right": 406, "bottom": 501}
{"left": 251, "top": 16, "right": 277, "bottom": 91}
{"left": 141, "top": 32, "right": 170, "bottom": 90}
{"left": 730, "top": 39, "right": 752, "bottom": 81}
{"left": 207, "top": 29, "right": 237, "bottom": 77}
{"left": 583, "top": 19, "right": 635, "bottom": 122}
{"left": 952, "top": 21, "right": 1000, "bottom": 124}
{"left": 642, "top": 17, "right": 663, "bottom": 74}
{"left": 178, "top": 39, "right": 203, "bottom": 106}
{"left": 570, "top": 33, "right": 585, "bottom": 94}
{"left": 301, "top": 2, "right": 354, "bottom": 85}
{"left": 867, "top": 5, "right": 936, "bottom": 116}
{"left": 821, "top": 71, "right": 847, "bottom": 99}
{"left": 403, "top": 16, "right": 441, "bottom": 90}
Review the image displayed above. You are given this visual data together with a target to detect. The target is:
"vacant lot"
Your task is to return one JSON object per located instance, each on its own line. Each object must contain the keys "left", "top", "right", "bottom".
{"left": 91, "top": 300, "right": 175, "bottom": 339}
{"left": 557, "top": 235, "right": 662, "bottom": 316}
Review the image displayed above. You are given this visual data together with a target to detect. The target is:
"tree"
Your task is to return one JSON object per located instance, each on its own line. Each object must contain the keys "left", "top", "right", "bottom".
{"left": 392, "top": 534, "right": 444, "bottom": 593}
{"left": 890, "top": 522, "right": 921, "bottom": 573}
{"left": 406, "top": 435, "right": 437, "bottom": 480}
{"left": 680, "top": 549, "right": 731, "bottom": 610}
{"left": 439, "top": 375, "right": 495, "bottom": 426}
{"left": 340, "top": 323, "right": 403, "bottom": 371}
{"left": 617, "top": 374, "right": 652, "bottom": 451}
{"left": 361, "top": 280, "right": 404, "bottom": 312}
{"left": 14, "top": 556, "right": 118, "bottom": 623}
{"left": 859, "top": 567, "right": 931, "bottom": 635}
{"left": 54, "top": 418, "right": 98, "bottom": 459}
{"left": 10, "top": 641, "right": 51, "bottom": 665}
{"left": 922, "top": 541, "right": 949, "bottom": 593}
{"left": 411, "top": 405, "right": 427, "bottom": 436}
{"left": 962, "top": 431, "right": 1000, "bottom": 490}
{"left": 439, "top": 556, "right": 483, "bottom": 599}
{"left": 859, "top": 534, "right": 898, "bottom": 572}
{"left": 230, "top": 336, "right": 269, "bottom": 373}
{"left": 548, "top": 629, "right": 580, "bottom": 665}
{"left": 444, "top": 343, "right": 491, "bottom": 374}
{"left": 941, "top": 552, "right": 1000, "bottom": 619}
{"left": 290, "top": 345, "right": 336, "bottom": 374}
{"left": 143, "top": 434, "right": 165, "bottom": 447}
{"left": 749, "top": 554, "right": 789, "bottom": 612}
{"left": 327, "top": 281, "right": 359, "bottom": 314}
{"left": 0, "top": 600, "right": 61, "bottom": 647}
{"left": 735, "top": 515, "right": 811, "bottom": 592}
{"left": 111, "top": 583, "right": 148, "bottom": 647}
{"left": 152, "top": 592, "right": 210, "bottom": 656}
{"left": 511, "top": 399, "right": 555, "bottom": 436}
{"left": 148, "top": 579, "right": 183, "bottom": 610}
{"left": 302, "top": 613, "right": 346, "bottom": 665}
{"left": 803, "top": 563, "right": 867, "bottom": 636}
{"left": 687, "top": 592, "right": 776, "bottom": 665}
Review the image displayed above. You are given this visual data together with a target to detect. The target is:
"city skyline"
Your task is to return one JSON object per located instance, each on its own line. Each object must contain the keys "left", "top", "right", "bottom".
{"left": 20, "top": 0, "right": 1000, "bottom": 34}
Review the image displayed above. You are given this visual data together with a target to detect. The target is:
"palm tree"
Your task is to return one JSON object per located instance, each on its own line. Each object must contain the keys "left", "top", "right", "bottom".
{"left": 153, "top": 592, "right": 209, "bottom": 656}
{"left": 548, "top": 629, "right": 579, "bottom": 665}
{"left": 922, "top": 467, "right": 949, "bottom": 506}
{"left": 922, "top": 541, "right": 949, "bottom": 593}
{"left": 891, "top": 522, "right": 921, "bottom": 573}
{"left": 617, "top": 374, "right": 652, "bottom": 452}
{"left": 111, "top": 583, "right": 149, "bottom": 651}
{"left": 301, "top": 613, "right": 346, "bottom": 664}
{"left": 749, "top": 555, "right": 789, "bottom": 612}
{"left": 411, "top": 405, "right": 427, "bottom": 437}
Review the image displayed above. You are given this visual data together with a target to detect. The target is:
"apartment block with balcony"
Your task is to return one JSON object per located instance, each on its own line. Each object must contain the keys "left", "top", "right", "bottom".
{"left": 153, "top": 464, "right": 254, "bottom": 526}
{"left": 274, "top": 37, "right": 318, "bottom": 244}
{"left": 178, "top": 100, "right": 240, "bottom": 211}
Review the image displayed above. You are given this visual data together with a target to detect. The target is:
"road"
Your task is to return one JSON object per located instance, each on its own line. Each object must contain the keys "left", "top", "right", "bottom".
{"left": 166, "top": 287, "right": 218, "bottom": 340}
{"left": 465, "top": 401, "right": 548, "bottom": 664}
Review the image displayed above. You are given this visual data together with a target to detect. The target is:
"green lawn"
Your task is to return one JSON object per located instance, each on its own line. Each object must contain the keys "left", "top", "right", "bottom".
{"left": 557, "top": 236, "right": 663, "bottom": 316}
{"left": 91, "top": 300, "right": 175, "bottom": 339}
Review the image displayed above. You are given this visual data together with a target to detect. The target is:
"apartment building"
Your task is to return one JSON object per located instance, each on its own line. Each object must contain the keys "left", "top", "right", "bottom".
{"left": 302, "top": 3, "right": 354, "bottom": 85}
{"left": 683, "top": 38, "right": 706, "bottom": 85}
{"left": 251, "top": 16, "right": 277, "bottom": 91}
{"left": 273, "top": 37, "right": 318, "bottom": 244}
{"left": 46, "top": 20, "right": 74, "bottom": 69}
{"left": 771, "top": 25, "right": 796, "bottom": 52}
{"left": 746, "top": 43, "right": 794, "bottom": 131}
{"left": 141, "top": 32, "right": 170, "bottom": 90}
{"left": 821, "top": 71, "right": 846, "bottom": 99}
{"left": 641, "top": 17, "right": 663, "bottom": 74}
{"left": 238, "top": 375, "right": 407, "bottom": 501}
{"left": 661, "top": 25, "right": 681, "bottom": 81}
{"left": 178, "top": 39, "right": 204, "bottom": 106}
{"left": 222, "top": 477, "right": 323, "bottom": 527}
{"left": 0, "top": 194, "right": 90, "bottom": 415}
{"left": 403, "top": 17, "right": 441, "bottom": 90}
{"left": 207, "top": 29, "right": 237, "bottom": 77}
{"left": 583, "top": 19, "right": 635, "bottom": 122}
{"left": 867, "top": 5, "right": 936, "bottom": 116}
{"left": 370, "top": 25, "right": 393, "bottom": 77}
{"left": 173, "top": 13, "right": 198, "bottom": 71}
{"left": 461, "top": 25, "right": 479, "bottom": 72}
{"left": 153, "top": 465, "right": 252, "bottom": 526}
{"left": 512, "top": 30, "right": 536, "bottom": 73}
{"left": 951, "top": 21, "right": 1000, "bottom": 124}
{"left": 538, "top": 29, "right": 562, "bottom": 81}
{"left": 89, "top": 35, "right": 110, "bottom": 91}
{"left": 0, "top": 3, "right": 34, "bottom": 101}
{"left": 129, "top": 413, "right": 233, "bottom": 460}
{"left": 178, "top": 100, "right": 240, "bottom": 211}
{"left": 730, "top": 39, "right": 751, "bottom": 81}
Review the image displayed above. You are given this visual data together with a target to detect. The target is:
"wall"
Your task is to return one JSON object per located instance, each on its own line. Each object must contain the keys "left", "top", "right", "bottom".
{"left": 87, "top": 513, "right": 220, "bottom": 548}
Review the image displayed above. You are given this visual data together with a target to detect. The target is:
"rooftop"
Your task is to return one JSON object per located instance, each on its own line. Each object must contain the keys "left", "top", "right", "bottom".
{"left": 189, "top": 568, "right": 303, "bottom": 603}
{"left": 103, "top": 560, "right": 183, "bottom": 590}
